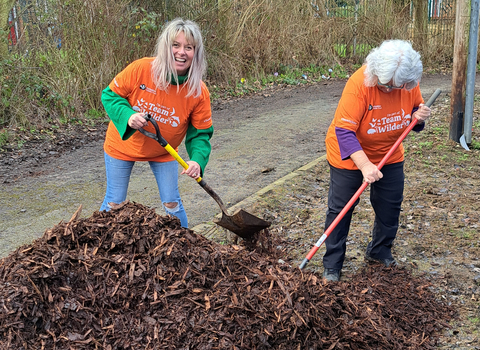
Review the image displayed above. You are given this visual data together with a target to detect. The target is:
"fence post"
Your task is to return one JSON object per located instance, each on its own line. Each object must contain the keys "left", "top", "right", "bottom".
{"left": 450, "top": 0, "right": 469, "bottom": 143}
{"left": 413, "top": 0, "right": 427, "bottom": 47}
{"left": 218, "top": 0, "right": 230, "bottom": 50}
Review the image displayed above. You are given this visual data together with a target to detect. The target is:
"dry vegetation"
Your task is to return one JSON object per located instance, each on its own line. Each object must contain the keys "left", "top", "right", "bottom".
{"left": 1, "top": 0, "right": 450, "bottom": 136}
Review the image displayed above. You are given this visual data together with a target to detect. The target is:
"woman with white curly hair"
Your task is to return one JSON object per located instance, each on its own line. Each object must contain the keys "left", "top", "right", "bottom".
{"left": 322, "top": 40, "right": 431, "bottom": 282}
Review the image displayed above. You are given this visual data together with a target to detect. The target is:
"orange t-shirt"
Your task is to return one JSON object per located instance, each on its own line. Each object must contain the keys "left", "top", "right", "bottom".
{"left": 325, "top": 65, "right": 424, "bottom": 170}
{"left": 104, "top": 57, "right": 212, "bottom": 162}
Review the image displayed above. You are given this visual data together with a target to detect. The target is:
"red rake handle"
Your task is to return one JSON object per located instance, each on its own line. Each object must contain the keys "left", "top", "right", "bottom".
{"left": 299, "top": 88, "right": 441, "bottom": 270}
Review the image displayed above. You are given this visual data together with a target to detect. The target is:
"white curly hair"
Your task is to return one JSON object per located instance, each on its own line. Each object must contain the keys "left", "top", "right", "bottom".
{"left": 364, "top": 40, "right": 423, "bottom": 90}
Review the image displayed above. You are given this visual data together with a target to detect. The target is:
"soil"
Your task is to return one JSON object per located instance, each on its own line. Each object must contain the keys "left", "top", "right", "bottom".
{"left": 1, "top": 73, "right": 480, "bottom": 348}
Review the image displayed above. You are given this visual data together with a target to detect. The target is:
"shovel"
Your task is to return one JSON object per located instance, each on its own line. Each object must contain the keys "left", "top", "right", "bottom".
{"left": 299, "top": 88, "right": 442, "bottom": 269}
{"left": 138, "top": 114, "right": 271, "bottom": 239}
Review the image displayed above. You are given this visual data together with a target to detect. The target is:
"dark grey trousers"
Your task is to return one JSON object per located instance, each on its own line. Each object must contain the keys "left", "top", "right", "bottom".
{"left": 322, "top": 161, "right": 404, "bottom": 270}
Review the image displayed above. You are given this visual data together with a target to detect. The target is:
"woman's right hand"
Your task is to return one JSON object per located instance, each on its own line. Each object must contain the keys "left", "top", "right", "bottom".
{"left": 128, "top": 112, "right": 148, "bottom": 130}
{"left": 360, "top": 162, "right": 383, "bottom": 184}
{"left": 351, "top": 150, "right": 383, "bottom": 184}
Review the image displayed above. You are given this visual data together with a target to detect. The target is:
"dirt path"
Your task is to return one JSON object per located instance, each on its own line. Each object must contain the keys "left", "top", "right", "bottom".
{"left": 0, "top": 73, "right": 461, "bottom": 258}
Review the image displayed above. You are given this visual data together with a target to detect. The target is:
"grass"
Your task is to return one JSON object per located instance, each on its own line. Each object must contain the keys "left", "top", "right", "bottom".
{"left": 0, "top": 130, "right": 9, "bottom": 148}
{"left": 418, "top": 140, "right": 433, "bottom": 149}
{"left": 334, "top": 43, "right": 373, "bottom": 58}
{"left": 209, "top": 63, "right": 350, "bottom": 100}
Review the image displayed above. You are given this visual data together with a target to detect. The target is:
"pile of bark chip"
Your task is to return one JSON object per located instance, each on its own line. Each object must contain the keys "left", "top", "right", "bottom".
{"left": 1, "top": 201, "right": 454, "bottom": 349}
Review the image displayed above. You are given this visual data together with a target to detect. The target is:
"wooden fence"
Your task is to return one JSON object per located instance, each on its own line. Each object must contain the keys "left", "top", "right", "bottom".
{"left": 317, "top": 0, "right": 457, "bottom": 62}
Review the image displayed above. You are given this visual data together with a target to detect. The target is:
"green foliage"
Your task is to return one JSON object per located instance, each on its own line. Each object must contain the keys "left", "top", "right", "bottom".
{"left": 0, "top": 129, "right": 9, "bottom": 148}
{"left": 418, "top": 141, "right": 433, "bottom": 150}
{"left": 85, "top": 108, "right": 108, "bottom": 126}
{"left": 131, "top": 8, "right": 164, "bottom": 48}
{"left": 457, "top": 152, "right": 469, "bottom": 161}
{"left": 430, "top": 126, "right": 444, "bottom": 134}
{"left": 0, "top": 55, "right": 75, "bottom": 129}
{"left": 334, "top": 43, "right": 373, "bottom": 58}
{"left": 470, "top": 140, "right": 480, "bottom": 150}
{"left": 85, "top": 108, "right": 106, "bottom": 120}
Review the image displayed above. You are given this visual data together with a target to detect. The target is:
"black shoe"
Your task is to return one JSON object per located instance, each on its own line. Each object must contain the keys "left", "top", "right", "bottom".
{"left": 365, "top": 254, "right": 397, "bottom": 267}
{"left": 323, "top": 268, "right": 341, "bottom": 282}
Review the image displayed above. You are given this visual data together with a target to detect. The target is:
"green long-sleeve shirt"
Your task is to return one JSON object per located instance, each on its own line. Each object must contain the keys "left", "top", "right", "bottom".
{"left": 101, "top": 86, "right": 213, "bottom": 174}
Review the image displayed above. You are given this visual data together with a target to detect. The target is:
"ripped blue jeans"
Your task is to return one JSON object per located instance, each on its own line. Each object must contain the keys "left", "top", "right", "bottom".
{"left": 100, "top": 152, "right": 188, "bottom": 227}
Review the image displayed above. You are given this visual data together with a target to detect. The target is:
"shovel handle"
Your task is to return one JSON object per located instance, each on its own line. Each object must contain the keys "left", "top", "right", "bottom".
{"left": 299, "top": 88, "right": 442, "bottom": 270}
{"left": 139, "top": 114, "right": 203, "bottom": 183}
{"left": 138, "top": 115, "right": 230, "bottom": 214}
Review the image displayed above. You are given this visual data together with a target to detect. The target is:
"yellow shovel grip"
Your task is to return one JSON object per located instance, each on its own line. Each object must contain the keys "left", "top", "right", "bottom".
{"left": 164, "top": 144, "right": 202, "bottom": 183}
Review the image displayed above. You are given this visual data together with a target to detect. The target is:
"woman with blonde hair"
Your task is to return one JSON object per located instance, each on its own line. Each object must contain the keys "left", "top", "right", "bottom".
{"left": 99, "top": 18, "right": 213, "bottom": 228}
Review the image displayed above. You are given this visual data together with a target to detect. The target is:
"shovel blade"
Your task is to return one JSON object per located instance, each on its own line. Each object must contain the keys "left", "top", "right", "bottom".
{"left": 214, "top": 208, "right": 271, "bottom": 239}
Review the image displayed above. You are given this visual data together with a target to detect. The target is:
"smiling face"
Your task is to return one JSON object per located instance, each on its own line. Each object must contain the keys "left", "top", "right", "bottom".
{"left": 172, "top": 31, "right": 194, "bottom": 76}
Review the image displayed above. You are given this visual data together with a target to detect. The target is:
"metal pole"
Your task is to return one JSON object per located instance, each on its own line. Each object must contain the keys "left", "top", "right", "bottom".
{"left": 464, "top": 0, "right": 480, "bottom": 145}
{"left": 450, "top": 0, "right": 469, "bottom": 143}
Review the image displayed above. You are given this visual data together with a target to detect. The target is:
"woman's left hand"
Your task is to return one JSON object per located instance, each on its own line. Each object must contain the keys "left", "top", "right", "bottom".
{"left": 182, "top": 161, "right": 201, "bottom": 179}
{"left": 413, "top": 103, "right": 431, "bottom": 123}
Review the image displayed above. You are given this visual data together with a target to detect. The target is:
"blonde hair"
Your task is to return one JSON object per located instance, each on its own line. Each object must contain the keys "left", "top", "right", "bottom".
{"left": 151, "top": 18, "right": 206, "bottom": 98}
{"left": 364, "top": 40, "right": 422, "bottom": 91}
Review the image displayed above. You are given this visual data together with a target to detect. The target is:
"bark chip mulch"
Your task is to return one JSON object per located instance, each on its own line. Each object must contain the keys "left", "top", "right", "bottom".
{"left": 1, "top": 201, "right": 455, "bottom": 349}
